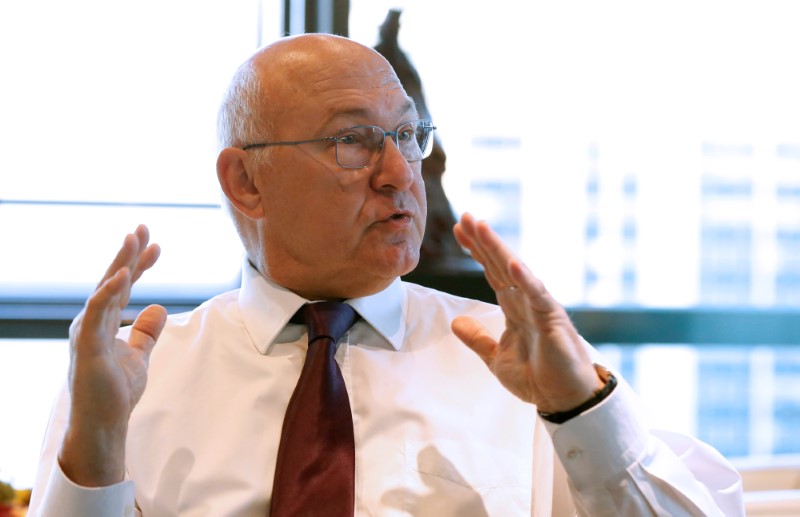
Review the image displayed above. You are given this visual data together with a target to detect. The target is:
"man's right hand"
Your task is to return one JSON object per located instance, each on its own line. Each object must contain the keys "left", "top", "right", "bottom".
{"left": 58, "top": 225, "right": 167, "bottom": 487}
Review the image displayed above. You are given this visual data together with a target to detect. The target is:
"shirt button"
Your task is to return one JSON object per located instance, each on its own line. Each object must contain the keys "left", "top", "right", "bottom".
{"left": 124, "top": 504, "right": 135, "bottom": 517}
{"left": 567, "top": 448, "right": 583, "bottom": 461}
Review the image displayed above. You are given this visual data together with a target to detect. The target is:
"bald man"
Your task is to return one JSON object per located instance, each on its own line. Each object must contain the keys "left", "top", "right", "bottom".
{"left": 30, "top": 34, "right": 744, "bottom": 516}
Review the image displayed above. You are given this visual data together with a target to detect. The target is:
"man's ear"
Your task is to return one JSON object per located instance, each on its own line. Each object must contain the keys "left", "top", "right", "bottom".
{"left": 217, "top": 147, "right": 264, "bottom": 219}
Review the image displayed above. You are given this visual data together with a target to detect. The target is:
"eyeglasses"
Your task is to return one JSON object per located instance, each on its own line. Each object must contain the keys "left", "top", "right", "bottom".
{"left": 241, "top": 119, "right": 436, "bottom": 169}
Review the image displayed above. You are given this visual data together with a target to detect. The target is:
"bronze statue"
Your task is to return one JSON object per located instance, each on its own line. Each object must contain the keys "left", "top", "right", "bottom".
{"left": 374, "top": 9, "right": 475, "bottom": 273}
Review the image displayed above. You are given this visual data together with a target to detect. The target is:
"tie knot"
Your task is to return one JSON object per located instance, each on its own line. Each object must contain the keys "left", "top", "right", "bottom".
{"left": 296, "top": 302, "right": 358, "bottom": 344}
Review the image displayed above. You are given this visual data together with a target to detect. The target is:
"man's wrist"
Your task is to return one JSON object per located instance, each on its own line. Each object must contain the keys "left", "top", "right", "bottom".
{"left": 59, "top": 425, "right": 128, "bottom": 487}
{"left": 537, "top": 364, "right": 617, "bottom": 424}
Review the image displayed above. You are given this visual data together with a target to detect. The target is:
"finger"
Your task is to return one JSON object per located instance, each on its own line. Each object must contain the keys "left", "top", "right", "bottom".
{"left": 461, "top": 215, "right": 565, "bottom": 323}
{"left": 458, "top": 214, "right": 518, "bottom": 291}
{"left": 459, "top": 216, "right": 511, "bottom": 285}
{"left": 97, "top": 226, "right": 151, "bottom": 290}
{"left": 117, "top": 242, "right": 160, "bottom": 311}
{"left": 133, "top": 223, "right": 150, "bottom": 244}
{"left": 102, "top": 226, "right": 161, "bottom": 309}
{"left": 454, "top": 215, "right": 508, "bottom": 291}
{"left": 131, "top": 243, "right": 160, "bottom": 280}
{"left": 454, "top": 212, "right": 483, "bottom": 251}
{"left": 507, "top": 259, "right": 561, "bottom": 315}
{"left": 452, "top": 217, "right": 473, "bottom": 250}
{"left": 472, "top": 220, "right": 518, "bottom": 284}
{"left": 128, "top": 304, "right": 168, "bottom": 355}
{"left": 451, "top": 316, "right": 498, "bottom": 367}
{"left": 74, "top": 267, "right": 132, "bottom": 356}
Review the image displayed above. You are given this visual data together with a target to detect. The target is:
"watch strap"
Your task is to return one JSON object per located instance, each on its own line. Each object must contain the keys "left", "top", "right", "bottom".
{"left": 537, "top": 364, "right": 618, "bottom": 424}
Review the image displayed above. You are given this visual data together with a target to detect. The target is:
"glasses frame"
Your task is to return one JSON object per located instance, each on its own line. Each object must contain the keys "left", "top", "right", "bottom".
{"left": 240, "top": 119, "right": 436, "bottom": 169}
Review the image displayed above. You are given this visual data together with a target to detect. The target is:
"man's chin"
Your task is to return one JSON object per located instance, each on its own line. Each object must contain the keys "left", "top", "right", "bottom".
{"left": 363, "top": 250, "right": 420, "bottom": 284}
{"left": 388, "top": 247, "right": 421, "bottom": 277}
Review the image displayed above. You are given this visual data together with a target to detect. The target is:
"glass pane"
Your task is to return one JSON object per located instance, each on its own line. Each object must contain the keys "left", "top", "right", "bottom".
{"left": 0, "top": 0, "right": 283, "bottom": 299}
{"left": 0, "top": 202, "right": 244, "bottom": 299}
{"left": 598, "top": 343, "right": 800, "bottom": 459}
{"left": 349, "top": 1, "right": 800, "bottom": 308}
{"left": 0, "top": 339, "right": 69, "bottom": 490}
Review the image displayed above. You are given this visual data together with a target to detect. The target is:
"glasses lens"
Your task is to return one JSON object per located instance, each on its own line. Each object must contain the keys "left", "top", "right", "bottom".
{"left": 333, "top": 121, "right": 435, "bottom": 168}
{"left": 397, "top": 120, "right": 434, "bottom": 162}
{"left": 334, "top": 126, "right": 384, "bottom": 168}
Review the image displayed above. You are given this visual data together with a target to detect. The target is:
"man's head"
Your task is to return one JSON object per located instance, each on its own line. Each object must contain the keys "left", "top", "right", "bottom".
{"left": 216, "top": 34, "right": 428, "bottom": 300}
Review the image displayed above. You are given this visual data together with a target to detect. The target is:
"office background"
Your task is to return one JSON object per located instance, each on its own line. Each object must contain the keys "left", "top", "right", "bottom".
{"left": 2, "top": 0, "right": 800, "bottom": 493}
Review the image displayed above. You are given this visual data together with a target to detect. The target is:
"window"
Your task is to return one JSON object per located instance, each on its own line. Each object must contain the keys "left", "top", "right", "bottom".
{"left": 350, "top": 1, "right": 800, "bottom": 307}
{"left": 0, "top": 0, "right": 282, "bottom": 490}
{"left": 349, "top": 1, "right": 800, "bottom": 459}
{"left": 4, "top": 0, "right": 800, "bottom": 492}
{"left": 0, "top": 0, "right": 283, "bottom": 303}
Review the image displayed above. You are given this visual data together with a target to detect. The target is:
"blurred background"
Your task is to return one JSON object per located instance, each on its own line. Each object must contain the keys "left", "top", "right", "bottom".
{"left": 2, "top": 0, "right": 800, "bottom": 511}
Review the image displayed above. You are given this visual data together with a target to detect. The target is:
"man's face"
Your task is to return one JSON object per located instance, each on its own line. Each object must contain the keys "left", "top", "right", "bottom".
{"left": 249, "top": 37, "right": 428, "bottom": 300}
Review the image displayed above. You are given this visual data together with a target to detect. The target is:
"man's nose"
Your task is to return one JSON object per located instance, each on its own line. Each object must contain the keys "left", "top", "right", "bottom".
{"left": 370, "top": 136, "right": 414, "bottom": 191}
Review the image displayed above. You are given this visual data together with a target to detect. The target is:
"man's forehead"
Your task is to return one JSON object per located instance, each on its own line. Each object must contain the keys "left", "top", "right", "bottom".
{"left": 320, "top": 96, "right": 418, "bottom": 128}
{"left": 303, "top": 58, "right": 402, "bottom": 90}
{"left": 373, "top": 66, "right": 404, "bottom": 89}
{"left": 284, "top": 64, "right": 411, "bottom": 114}
{"left": 252, "top": 35, "right": 417, "bottom": 126}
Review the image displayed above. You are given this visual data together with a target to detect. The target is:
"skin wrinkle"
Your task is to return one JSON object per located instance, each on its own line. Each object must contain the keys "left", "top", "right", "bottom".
{"left": 44, "top": 35, "right": 739, "bottom": 516}
{"left": 316, "top": 100, "right": 420, "bottom": 137}
{"left": 265, "top": 47, "right": 408, "bottom": 134}
{"left": 230, "top": 36, "right": 426, "bottom": 300}
{"left": 309, "top": 67, "right": 401, "bottom": 92}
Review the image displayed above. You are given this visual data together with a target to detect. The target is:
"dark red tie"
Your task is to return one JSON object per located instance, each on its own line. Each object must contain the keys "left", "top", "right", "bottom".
{"left": 270, "top": 301, "right": 359, "bottom": 517}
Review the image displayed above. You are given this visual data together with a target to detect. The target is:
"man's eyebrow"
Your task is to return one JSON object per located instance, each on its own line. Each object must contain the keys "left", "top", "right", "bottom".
{"left": 396, "top": 99, "right": 418, "bottom": 119}
{"left": 329, "top": 107, "right": 371, "bottom": 122}
{"left": 323, "top": 99, "right": 420, "bottom": 130}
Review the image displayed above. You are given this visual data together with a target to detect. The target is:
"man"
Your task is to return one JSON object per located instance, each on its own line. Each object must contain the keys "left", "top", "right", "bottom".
{"left": 29, "top": 34, "right": 743, "bottom": 516}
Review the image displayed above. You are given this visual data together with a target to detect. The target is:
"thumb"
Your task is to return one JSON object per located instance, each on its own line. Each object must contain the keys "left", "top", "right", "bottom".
{"left": 451, "top": 316, "right": 498, "bottom": 366}
{"left": 129, "top": 304, "right": 168, "bottom": 356}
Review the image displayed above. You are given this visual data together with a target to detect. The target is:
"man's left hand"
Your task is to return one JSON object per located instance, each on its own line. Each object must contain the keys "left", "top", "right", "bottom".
{"left": 451, "top": 213, "right": 604, "bottom": 414}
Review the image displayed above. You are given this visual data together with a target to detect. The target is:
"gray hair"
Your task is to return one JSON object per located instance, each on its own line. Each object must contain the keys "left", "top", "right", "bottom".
{"left": 216, "top": 58, "right": 274, "bottom": 237}
{"left": 216, "top": 59, "right": 273, "bottom": 160}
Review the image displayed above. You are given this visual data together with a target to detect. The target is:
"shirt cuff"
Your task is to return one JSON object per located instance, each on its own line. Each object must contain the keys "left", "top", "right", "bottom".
{"left": 36, "top": 461, "right": 137, "bottom": 517}
{"left": 542, "top": 378, "right": 649, "bottom": 492}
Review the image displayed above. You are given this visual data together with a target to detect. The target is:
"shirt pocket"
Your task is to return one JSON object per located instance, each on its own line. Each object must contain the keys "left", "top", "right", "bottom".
{"left": 401, "top": 439, "right": 531, "bottom": 516}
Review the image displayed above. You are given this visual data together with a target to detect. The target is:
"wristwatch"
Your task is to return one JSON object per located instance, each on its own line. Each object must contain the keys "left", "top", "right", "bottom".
{"left": 537, "top": 364, "right": 617, "bottom": 424}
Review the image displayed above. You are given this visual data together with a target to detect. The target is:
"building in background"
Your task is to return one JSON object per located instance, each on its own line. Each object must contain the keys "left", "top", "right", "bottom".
{"left": 353, "top": 1, "right": 800, "bottom": 460}
{"left": 5, "top": 0, "right": 800, "bottom": 491}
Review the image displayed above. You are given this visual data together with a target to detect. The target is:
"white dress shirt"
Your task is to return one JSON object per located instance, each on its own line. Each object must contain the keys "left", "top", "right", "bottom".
{"left": 29, "top": 262, "right": 744, "bottom": 516}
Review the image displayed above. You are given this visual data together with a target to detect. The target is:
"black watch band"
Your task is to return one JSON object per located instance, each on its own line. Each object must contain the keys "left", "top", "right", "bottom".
{"left": 537, "top": 364, "right": 618, "bottom": 424}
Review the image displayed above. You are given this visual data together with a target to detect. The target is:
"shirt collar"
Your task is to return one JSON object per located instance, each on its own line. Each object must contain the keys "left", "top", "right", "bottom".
{"left": 238, "top": 259, "right": 407, "bottom": 354}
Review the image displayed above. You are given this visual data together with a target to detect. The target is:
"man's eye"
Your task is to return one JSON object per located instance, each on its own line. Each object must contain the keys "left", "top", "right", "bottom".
{"left": 337, "top": 134, "right": 359, "bottom": 145}
{"left": 397, "top": 129, "right": 414, "bottom": 142}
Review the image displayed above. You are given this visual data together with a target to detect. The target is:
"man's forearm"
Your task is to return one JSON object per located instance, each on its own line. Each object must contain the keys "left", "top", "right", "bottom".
{"left": 59, "top": 422, "right": 128, "bottom": 487}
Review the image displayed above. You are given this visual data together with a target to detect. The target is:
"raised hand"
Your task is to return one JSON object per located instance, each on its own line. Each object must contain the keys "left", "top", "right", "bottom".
{"left": 59, "top": 225, "right": 167, "bottom": 486}
{"left": 451, "top": 213, "right": 603, "bottom": 414}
